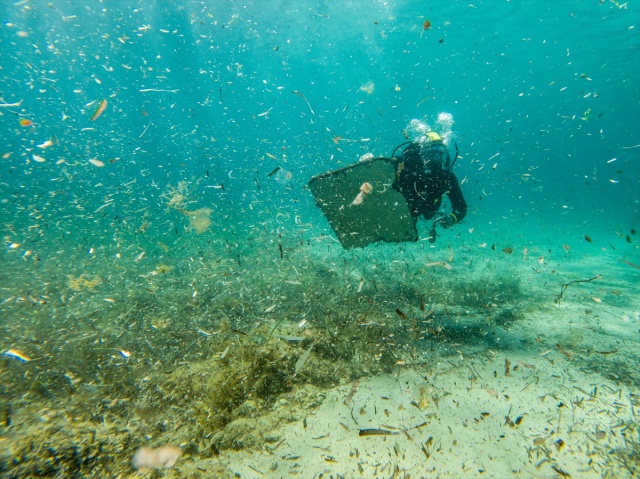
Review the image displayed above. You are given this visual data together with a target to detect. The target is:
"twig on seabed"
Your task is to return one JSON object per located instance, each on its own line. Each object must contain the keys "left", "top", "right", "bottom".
{"left": 554, "top": 275, "right": 600, "bottom": 304}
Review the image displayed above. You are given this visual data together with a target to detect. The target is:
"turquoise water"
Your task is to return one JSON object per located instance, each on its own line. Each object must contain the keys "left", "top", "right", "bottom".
{"left": 1, "top": 1, "right": 638, "bottom": 478}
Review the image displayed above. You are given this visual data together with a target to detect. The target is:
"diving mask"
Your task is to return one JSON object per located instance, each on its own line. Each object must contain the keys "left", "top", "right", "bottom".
{"left": 422, "top": 140, "right": 450, "bottom": 170}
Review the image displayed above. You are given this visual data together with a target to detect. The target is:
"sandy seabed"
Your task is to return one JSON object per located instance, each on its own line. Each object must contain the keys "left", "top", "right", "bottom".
{"left": 1, "top": 227, "right": 638, "bottom": 478}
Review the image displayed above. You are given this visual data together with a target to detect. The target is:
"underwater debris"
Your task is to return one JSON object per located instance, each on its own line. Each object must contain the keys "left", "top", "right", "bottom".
{"left": 359, "top": 428, "right": 399, "bottom": 436}
{"left": 359, "top": 81, "right": 375, "bottom": 94}
{"left": 417, "top": 387, "right": 430, "bottom": 409}
{"left": 556, "top": 343, "right": 572, "bottom": 359}
{"left": 67, "top": 274, "right": 103, "bottom": 291}
{"left": 267, "top": 166, "right": 281, "bottom": 177}
{"left": 132, "top": 446, "right": 181, "bottom": 470}
{"left": 89, "top": 99, "right": 108, "bottom": 121}
{"left": 294, "top": 344, "right": 314, "bottom": 376}
{"left": 0, "top": 99, "right": 23, "bottom": 107}
{"left": 550, "top": 464, "right": 571, "bottom": 477}
{"left": 425, "top": 261, "right": 452, "bottom": 270}
{"left": 554, "top": 275, "right": 600, "bottom": 303}
{"left": 422, "top": 19, "right": 431, "bottom": 31}
{"left": 619, "top": 258, "right": 640, "bottom": 270}
{"left": 163, "top": 181, "right": 212, "bottom": 234}
{"left": 292, "top": 90, "right": 315, "bottom": 116}
{"left": 88, "top": 158, "right": 105, "bottom": 167}
{"left": 184, "top": 207, "right": 212, "bottom": 234}
{"left": 343, "top": 381, "right": 359, "bottom": 405}
{"left": 351, "top": 182, "right": 373, "bottom": 206}
{"left": 3, "top": 348, "right": 31, "bottom": 362}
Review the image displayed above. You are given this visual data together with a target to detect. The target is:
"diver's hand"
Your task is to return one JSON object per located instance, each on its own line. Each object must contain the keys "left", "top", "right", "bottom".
{"left": 437, "top": 214, "right": 457, "bottom": 229}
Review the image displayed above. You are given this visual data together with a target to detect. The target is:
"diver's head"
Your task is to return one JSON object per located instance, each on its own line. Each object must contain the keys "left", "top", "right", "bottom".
{"left": 421, "top": 132, "right": 450, "bottom": 171}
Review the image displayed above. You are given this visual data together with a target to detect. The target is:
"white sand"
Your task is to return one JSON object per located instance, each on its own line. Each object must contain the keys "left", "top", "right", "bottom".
{"left": 200, "top": 251, "right": 639, "bottom": 479}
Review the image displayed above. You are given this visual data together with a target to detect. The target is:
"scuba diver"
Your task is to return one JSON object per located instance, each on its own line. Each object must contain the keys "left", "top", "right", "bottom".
{"left": 308, "top": 114, "right": 467, "bottom": 249}
{"left": 388, "top": 119, "right": 467, "bottom": 243}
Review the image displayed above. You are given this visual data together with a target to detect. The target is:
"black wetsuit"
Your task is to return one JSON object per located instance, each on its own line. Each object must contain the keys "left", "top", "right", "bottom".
{"left": 392, "top": 142, "right": 467, "bottom": 224}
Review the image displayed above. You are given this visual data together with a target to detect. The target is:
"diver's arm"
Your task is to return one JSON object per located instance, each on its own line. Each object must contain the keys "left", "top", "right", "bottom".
{"left": 445, "top": 172, "right": 467, "bottom": 224}
{"left": 436, "top": 172, "right": 467, "bottom": 228}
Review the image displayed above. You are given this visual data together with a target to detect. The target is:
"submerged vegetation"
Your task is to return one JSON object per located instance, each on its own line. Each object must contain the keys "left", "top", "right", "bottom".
{"left": 0, "top": 229, "right": 546, "bottom": 476}
{"left": 1, "top": 197, "right": 637, "bottom": 477}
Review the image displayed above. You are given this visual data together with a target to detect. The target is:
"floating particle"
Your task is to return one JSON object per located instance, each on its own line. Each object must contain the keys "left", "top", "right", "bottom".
{"left": 32, "top": 154, "right": 46, "bottom": 163}
{"left": 88, "top": 158, "right": 105, "bottom": 167}
{"left": 359, "top": 81, "right": 375, "bottom": 94}
{"left": 502, "top": 247, "right": 513, "bottom": 254}
{"left": 90, "top": 99, "right": 108, "bottom": 121}
{"left": 3, "top": 348, "right": 31, "bottom": 362}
